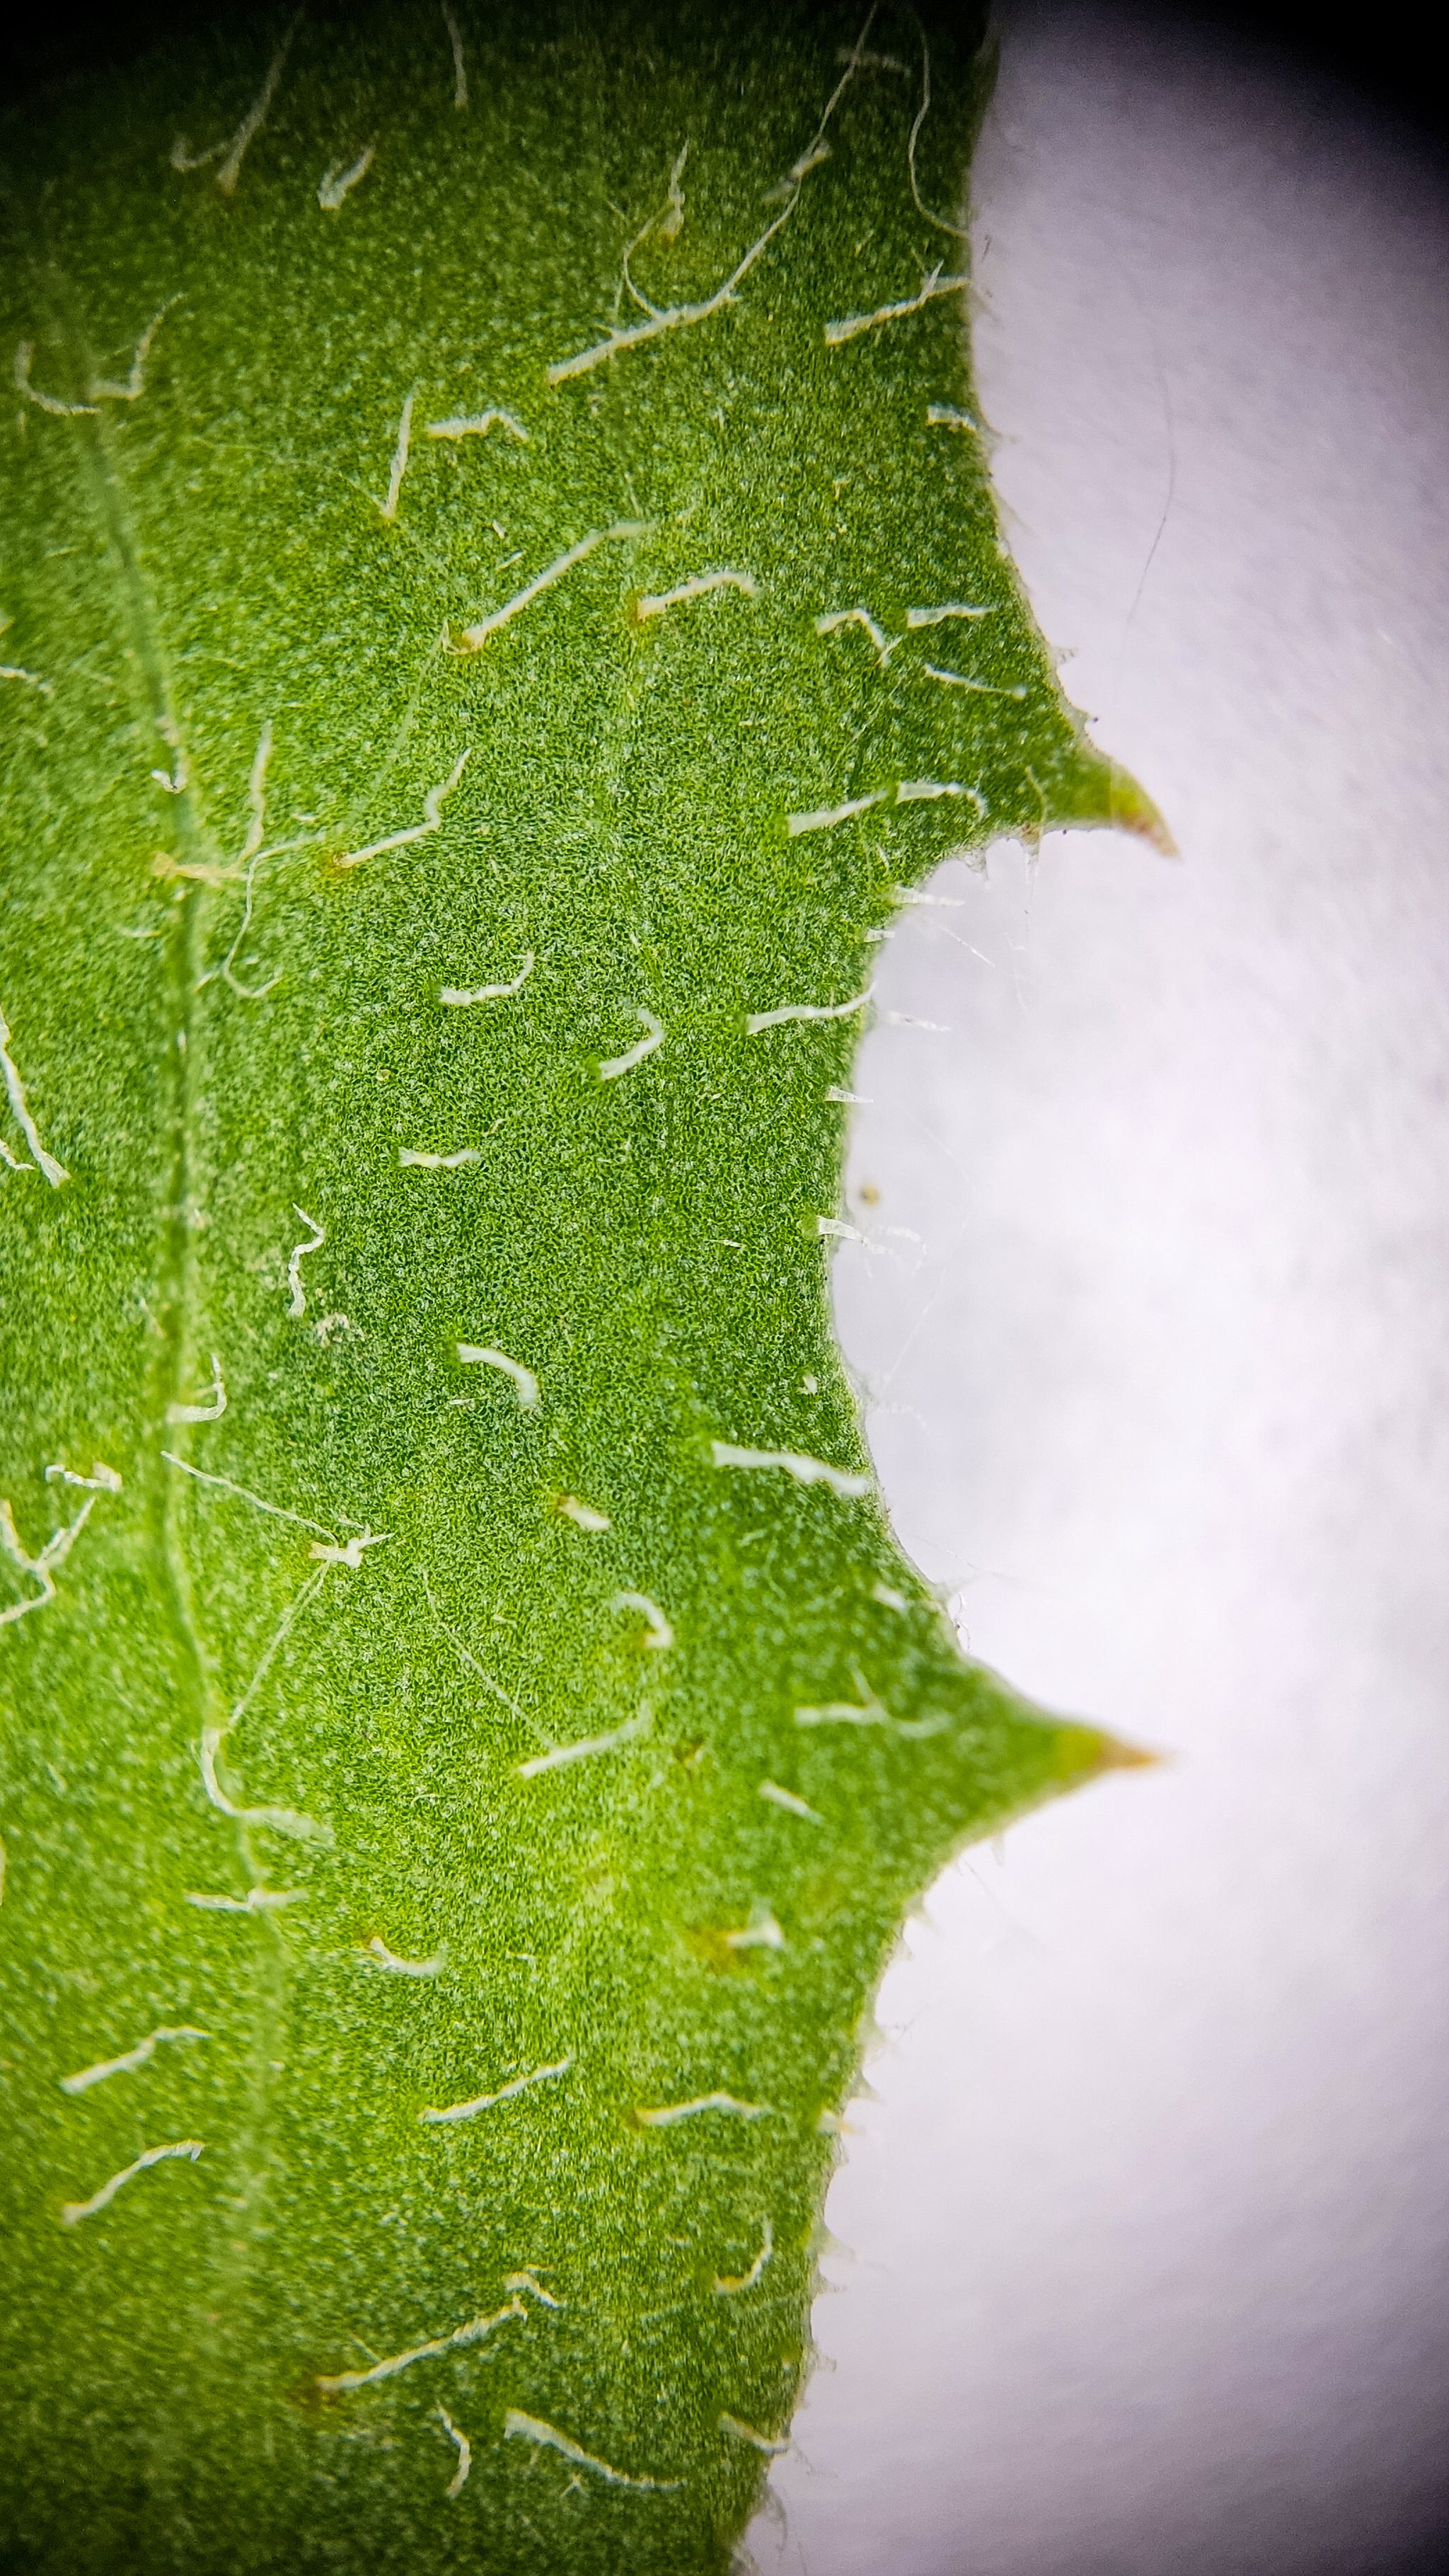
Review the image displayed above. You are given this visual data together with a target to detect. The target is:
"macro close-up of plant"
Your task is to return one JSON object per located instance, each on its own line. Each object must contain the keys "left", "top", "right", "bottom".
{"left": 0, "top": 4, "right": 1164, "bottom": 2567}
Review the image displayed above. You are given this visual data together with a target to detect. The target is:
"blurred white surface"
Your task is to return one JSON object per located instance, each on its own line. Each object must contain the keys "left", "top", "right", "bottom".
{"left": 754, "top": 8, "right": 1449, "bottom": 2571}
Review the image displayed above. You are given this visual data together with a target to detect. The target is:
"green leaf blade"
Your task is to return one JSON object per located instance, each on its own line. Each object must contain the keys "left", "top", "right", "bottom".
{"left": 0, "top": 6, "right": 1147, "bottom": 2564}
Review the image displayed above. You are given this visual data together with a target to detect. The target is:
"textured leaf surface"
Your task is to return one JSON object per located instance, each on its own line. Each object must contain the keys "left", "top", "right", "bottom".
{"left": 0, "top": 6, "right": 1157, "bottom": 2567}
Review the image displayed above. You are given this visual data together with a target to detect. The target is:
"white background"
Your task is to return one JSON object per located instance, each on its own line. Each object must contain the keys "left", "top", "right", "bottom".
{"left": 754, "top": 8, "right": 1449, "bottom": 2570}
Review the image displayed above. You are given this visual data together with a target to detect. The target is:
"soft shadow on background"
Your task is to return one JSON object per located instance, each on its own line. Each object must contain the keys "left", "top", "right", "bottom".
{"left": 755, "top": 6, "right": 1449, "bottom": 2572}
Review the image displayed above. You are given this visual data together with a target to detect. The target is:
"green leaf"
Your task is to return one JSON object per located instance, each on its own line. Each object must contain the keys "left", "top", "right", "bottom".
{"left": 0, "top": 5, "right": 1160, "bottom": 2565}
